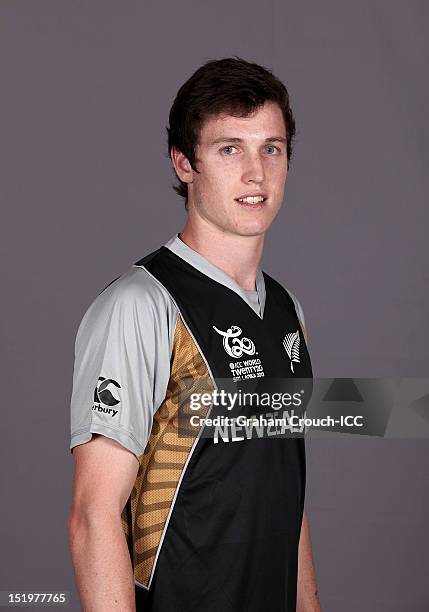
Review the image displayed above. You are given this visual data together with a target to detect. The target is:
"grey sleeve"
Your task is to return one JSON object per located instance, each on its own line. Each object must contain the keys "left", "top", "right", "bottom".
{"left": 70, "top": 268, "right": 177, "bottom": 458}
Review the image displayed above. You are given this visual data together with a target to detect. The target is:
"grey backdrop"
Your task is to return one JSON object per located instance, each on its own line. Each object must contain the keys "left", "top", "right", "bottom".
{"left": 1, "top": 1, "right": 428, "bottom": 610}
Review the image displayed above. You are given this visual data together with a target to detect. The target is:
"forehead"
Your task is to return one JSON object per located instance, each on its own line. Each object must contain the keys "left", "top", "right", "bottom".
{"left": 198, "top": 101, "right": 286, "bottom": 144}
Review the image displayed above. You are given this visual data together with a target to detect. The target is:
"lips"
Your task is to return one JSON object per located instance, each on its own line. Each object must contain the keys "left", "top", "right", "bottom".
{"left": 234, "top": 194, "right": 267, "bottom": 210}
{"left": 234, "top": 198, "right": 267, "bottom": 210}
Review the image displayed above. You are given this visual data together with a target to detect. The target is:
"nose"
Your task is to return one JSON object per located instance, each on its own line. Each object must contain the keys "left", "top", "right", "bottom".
{"left": 241, "top": 152, "right": 265, "bottom": 184}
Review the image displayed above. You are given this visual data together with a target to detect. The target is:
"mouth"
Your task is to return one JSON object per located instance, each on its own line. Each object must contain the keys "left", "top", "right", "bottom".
{"left": 234, "top": 195, "right": 267, "bottom": 209}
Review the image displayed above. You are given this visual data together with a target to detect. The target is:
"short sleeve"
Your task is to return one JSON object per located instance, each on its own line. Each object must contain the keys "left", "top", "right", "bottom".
{"left": 70, "top": 268, "right": 177, "bottom": 458}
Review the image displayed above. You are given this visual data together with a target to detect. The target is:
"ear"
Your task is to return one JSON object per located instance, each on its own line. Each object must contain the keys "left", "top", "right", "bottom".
{"left": 170, "top": 146, "right": 194, "bottom": 186}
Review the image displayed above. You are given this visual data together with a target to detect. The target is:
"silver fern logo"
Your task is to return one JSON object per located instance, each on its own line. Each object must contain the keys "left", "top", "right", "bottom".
{"left": 283, "top": 331, "right": 300, "bottom": 373}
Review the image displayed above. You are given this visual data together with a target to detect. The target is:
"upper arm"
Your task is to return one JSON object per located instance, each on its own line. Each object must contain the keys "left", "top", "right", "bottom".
{"left": 69, "top": 270, "right": 176, "bottom": 460}
{"left": 70, "top": 435, "right": 139, "bottom": 517}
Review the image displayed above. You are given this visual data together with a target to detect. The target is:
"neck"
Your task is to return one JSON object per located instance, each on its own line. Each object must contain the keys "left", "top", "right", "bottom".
{"left": 179, "top": 219, "right": 264, "bottom": 291}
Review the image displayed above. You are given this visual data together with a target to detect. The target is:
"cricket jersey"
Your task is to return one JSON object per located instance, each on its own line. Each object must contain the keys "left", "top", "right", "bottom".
{"left": 70, "top": 234, "right": 313, "bottom": 611}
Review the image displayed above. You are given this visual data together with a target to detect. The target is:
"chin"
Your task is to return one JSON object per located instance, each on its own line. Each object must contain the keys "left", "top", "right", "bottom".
{"left": 233, "top": 221, "right": 271, "bottom": 237}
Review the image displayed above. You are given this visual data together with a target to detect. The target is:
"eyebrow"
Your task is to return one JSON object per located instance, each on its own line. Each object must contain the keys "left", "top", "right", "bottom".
{"left": 209, "top": 136, "right": 287, "bottom": 145}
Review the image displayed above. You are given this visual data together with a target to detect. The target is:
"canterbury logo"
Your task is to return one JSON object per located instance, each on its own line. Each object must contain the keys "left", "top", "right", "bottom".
{"left": 283, "top": 331, "right": 301, "bottom": 373}
{"left": 213, "top": 325, "right": 256, "bottom": 358}
{"left": 93, "top": 377, "right": 121, "bottom": 406}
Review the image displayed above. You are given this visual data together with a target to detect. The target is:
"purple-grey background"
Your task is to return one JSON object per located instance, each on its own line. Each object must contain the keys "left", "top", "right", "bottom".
{"left": 1, "top": 1, "right": 428, "bottom": 610}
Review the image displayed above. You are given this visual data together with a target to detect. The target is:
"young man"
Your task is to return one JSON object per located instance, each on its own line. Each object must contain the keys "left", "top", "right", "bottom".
{"left": 69, "top": 57, "right": 321, "bottom": 611}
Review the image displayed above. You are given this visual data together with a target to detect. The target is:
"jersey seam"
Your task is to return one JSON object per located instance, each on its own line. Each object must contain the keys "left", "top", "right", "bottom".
{"left": 169, "top": 309, "right": 179, "bottom": 360}
{"left": 71, "top": 422, "right": 145, "bottom": 453}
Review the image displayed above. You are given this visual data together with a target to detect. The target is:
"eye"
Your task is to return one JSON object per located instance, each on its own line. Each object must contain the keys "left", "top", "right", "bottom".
{"left": 221, "top": 145, "right": 237, "bottom": 155}
{"left": 265, "top": 145, "right": 281, "bottom": 154}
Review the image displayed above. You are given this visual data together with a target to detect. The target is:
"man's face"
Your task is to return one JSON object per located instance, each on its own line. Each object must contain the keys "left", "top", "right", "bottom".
{"left": 187, "top": 100, "right": 289, "bottom": 237}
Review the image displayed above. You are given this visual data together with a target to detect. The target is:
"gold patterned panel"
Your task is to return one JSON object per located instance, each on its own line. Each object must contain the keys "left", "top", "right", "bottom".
{"left": 120, "top": 316, "right": 214, "bottom": 587}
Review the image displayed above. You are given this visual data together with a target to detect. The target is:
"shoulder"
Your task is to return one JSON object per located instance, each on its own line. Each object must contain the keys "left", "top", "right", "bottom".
{"left": 75, "top": 264, "right": 177, "bottom": 341}
{"left": 262, "top": 270, "right": 308, "bottom": 339}
{"left": 262, "top": 270, "right": 304, "bottom": 312}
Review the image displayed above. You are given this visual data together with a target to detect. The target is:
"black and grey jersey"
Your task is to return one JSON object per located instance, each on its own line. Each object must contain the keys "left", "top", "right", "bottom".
{"left": 70, "top": 234, "right": 313, "bottom": 612}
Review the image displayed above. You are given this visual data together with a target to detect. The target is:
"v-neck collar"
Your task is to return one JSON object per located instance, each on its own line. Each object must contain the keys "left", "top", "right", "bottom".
{"left": 164, "top": 234, "right": 266, "bottom": 319}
